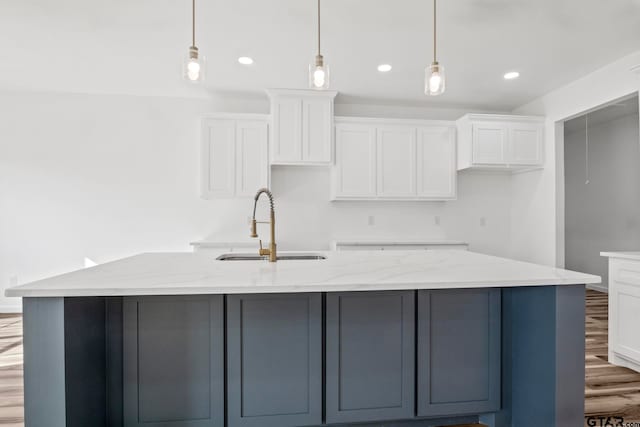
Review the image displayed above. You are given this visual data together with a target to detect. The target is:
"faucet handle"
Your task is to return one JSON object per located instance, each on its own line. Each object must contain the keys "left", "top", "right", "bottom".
{"left": 258, "top": 239, "right": 270, "bottom": 256}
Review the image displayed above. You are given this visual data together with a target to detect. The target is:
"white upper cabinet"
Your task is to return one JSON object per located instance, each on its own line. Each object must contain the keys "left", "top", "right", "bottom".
{"left": 332, "top": 118, "right": 456, "bottom": 201}
{"left": 507, "top": 122, "right": 544, "bottom": 165}
{"left": 472, "top": 122, "right": 507, "bottom": 164}
{"left": 271, "top": 96, "right": 301, "bottom": 163}
{"left": 417, "top": 126, "right": 457, "bottom": 198}
{"left": 377, "top": 126, "right": 417, "bottom": 197}
{"left": 302, "top": 97, "right": 333, "bottom": 162}
{"left": 201, "top": 118, "right": 236, "bottom": 198}
{"left": 267, "top": 89, "right": 337, "bottom": 165}
{"left": 201, "top": 115, "right": 269, "bottom": 199}
{"left": 332, "top": 123, "right": 377, "bottom": 198}
{"left": 457, "top": 114, "right": 544, "bottom": 171}
{"left": 235, "top": 120, "right": 269, "bottom": 197}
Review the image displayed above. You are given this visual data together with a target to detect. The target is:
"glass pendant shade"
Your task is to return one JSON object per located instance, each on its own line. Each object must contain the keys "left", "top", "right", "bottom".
{"left": 183, "top": 46, "right": 205, "bottom": 83}
{"left": 425, "top": 62, "right": 445, "bottom": 96}
{"left": 309, "top": 55, "right": 330, "bottom": 90}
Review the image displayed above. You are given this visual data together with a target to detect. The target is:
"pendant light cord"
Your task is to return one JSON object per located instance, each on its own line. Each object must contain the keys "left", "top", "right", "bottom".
{"left": 433, "top": 0, "right": 437, "bottom": 62}
{"left": 317, "top": 0, "right": 321, "bottom": 55}
{"left": 585, "top": 115, "right": 590, "bottom": 185}
{"left": 192, "top": 0, "right": 196, "bottom": 47}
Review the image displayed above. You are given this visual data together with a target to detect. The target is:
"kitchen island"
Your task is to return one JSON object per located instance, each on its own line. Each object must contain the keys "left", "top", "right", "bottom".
{"left": 7, "top": 250, "right": 600, "bottom": 427}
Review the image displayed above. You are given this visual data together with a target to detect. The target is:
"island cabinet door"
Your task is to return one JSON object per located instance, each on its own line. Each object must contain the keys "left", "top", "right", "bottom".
{"left": 417, "top": 289, "right": 501, "bottom": 417}
{"left": 325, "top": 291, "right": 415, "bottom": 424}
{"left": 122, "top": 295, "right": 224, "bottom": 427}
{"left": 226, "top": 293, "right": 323, "bottom": 427}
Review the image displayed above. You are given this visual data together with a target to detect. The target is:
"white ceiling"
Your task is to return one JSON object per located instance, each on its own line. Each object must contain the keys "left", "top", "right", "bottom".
{"left": 1, "top": 0, "right": 640, "bottom": 109}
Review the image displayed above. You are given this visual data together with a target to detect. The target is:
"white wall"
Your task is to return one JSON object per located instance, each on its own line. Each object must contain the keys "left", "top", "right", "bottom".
{"left": 564, "top": 113, "right": 640, "bottom": 290}
{"left": 511, "top": 50, "right": 640, "bottom": 266}
{"left": 0, "top": 89, "right": 510, "bottom": 311}
{"left": 271, "top": 167, "right": 511, "bottom": 255}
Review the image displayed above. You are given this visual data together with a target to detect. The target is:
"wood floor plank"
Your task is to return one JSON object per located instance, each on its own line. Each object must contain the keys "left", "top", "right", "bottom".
{"left": 0, "top": 316, "right": 21, "bottom": 427}
{"left": 584, "top": 289, "right": 640, "bottom": 426}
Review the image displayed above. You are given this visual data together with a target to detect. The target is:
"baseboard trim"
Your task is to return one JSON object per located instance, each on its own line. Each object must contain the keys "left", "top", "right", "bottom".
{"left": 587, "top": 283, "right": 608, "bottom": 293}
{"left": 610, "top": 353, "right": 640, "bottom": 374}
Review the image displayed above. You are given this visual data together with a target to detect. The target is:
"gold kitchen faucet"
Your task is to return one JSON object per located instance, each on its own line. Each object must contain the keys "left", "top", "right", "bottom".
{"left": 250, "top": 188, "right": 277, "bottom": 262}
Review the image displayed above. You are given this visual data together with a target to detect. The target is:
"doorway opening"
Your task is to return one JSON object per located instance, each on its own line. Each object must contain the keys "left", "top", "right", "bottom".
{"left": 563, "top": 94, "right": 640, "bottom": 293}
{"left": 563, "top": 94, "right": 640, "bottom": 422}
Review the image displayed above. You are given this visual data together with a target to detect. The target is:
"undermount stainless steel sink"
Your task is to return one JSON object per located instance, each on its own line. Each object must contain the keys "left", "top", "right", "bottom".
{"left": 216, "top": 253, "right": 326, "bottom": 261}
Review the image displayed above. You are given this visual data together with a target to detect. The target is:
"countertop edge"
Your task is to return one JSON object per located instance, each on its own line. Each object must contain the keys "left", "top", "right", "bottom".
{"left": 6, "top": 279, "right": 599, "bottom": 298}
{"left": 600, "top": 251, "right": 640, "bottom": 261}
{"left": 6, "top": 251, "right": 601, "bottom": 298}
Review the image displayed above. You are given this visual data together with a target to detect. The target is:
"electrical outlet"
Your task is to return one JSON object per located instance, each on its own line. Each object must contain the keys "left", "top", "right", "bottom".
{"left": 368, "top": 215, "right": 375, "bottom": 226}
{"left": 480, "top": 217, "right": 487, "bottom": 227}
{"left": 434, "top": 216, "right": 441, "bottom": 226}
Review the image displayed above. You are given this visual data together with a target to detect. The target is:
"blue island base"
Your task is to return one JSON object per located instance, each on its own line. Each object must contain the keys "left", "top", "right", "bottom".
{"left": 22, "top": 285, "right": 585, "bottom": 427}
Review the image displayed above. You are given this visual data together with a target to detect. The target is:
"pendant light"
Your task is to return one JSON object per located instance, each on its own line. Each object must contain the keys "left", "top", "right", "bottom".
{"left": 425, "top": 0, "right": 445, "bottom": 96}
{"left": 309, "top": 0, "right": 330, "bottom": 90}
{"left": 183, "top": 0, "right": 205, "bottom": 83}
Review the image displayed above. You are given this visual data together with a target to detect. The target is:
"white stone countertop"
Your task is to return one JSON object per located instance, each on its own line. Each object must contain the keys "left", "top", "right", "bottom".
{"left": 190, "top": 241, "right": 257, "bottom": 248}
{"left": 331, "top": 239, "right": 468, "bottom": 246}
{"left": 6, "top": 250, "right": 600, "bottom": 298}
{"left": 601, "top": 251, "right": 640, "bottom": 261}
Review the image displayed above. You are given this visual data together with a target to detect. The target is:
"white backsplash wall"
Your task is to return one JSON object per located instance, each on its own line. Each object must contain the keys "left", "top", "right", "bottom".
{"left": 0, "top": 89, "right": 510, "bottom": 311}
{"left": 270, "top": 167, "right": 511, "bottom": 255}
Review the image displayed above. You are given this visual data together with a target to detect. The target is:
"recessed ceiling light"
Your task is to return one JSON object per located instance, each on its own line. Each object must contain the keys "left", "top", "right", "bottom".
{"left": 504, "top": 71, "right": 520, "bottom": 80}
{"left": 238, "top": 56, "right": 254, "bottom": 65}
{"left": 377, "top": 64, "right": 392, "bottom": 73}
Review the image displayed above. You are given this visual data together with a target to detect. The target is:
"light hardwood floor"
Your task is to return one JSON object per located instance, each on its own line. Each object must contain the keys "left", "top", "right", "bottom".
{"left": 0, "top": 314, "right": 23, "bottom": 427}
{"left": 585, "top": 290, "right": 640, "bottom": 423}
{"left": 0, "top": 291, "right": 638, "bottom": 426}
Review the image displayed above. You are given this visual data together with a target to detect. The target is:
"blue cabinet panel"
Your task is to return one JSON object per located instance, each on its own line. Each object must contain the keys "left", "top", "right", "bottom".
{"left": 501, "top": 285, "right": 586, "bottom": 427}
{"left": 326, "top": 291, "right": 415, "bottom": 424}
{"left": 227, "top": 293, "right": 322, "bottom": 427}
{"left": 23, "top": 298, "right": 67, "bottom": 427}
{"left": 123, "top": 295, "right": 224, "bottom": 427}
{"left": 417, "top": 289, "right": 501, "bottom": 417}
{"left": 64, "top": 297, "right": 107, "bottom": 427}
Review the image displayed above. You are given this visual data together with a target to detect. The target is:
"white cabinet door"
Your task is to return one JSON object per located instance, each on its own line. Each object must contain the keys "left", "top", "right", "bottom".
{"left": 235, "top": 120, "right": 269, "bottom": 197}
{"left": 507, "top": 123, "right": 543, "bottom": 165}
{"left": 610, "top": 260, "right": 640, "bottom": 366}
{"left": 268, "top": 89, "right": 336, "bottom": 165}
{"left": 202, "top": 119, "right": 236, "bottom": 198}
{"left": 416, "top": 126, "right": 456, "bottom": 199}
{"left": 376, "top": 127, "right": 416, "bottom": 197}
{"left": 612, "top": 282, "right": 640, "bottom": 363}
{"left": 472, "top": 123, "right": 507, "bottom": 164}
{"left": 271, "top": 97, "right": 302, "bottom": 163}
{"left": 302, "top": 98, "right": 332, "bottom": 163}
{"left": 334, "top": 124, "right": 376, "bottom": 198}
